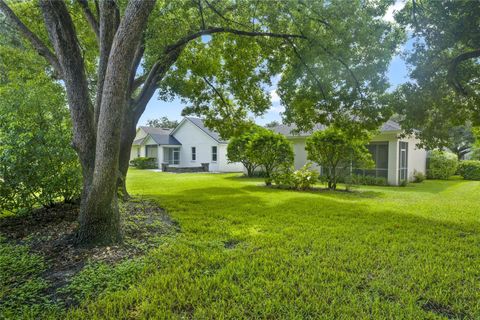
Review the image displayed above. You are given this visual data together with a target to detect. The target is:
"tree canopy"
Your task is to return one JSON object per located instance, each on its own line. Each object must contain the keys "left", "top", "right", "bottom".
{"left": 392, "top": 0, "right": 480, "bottom": 148}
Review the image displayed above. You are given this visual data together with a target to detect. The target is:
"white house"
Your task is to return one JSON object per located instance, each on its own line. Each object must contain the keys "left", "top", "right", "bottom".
{"left": 270, "top": 120, "right": 427, "bottom": 186}
{"left": 130, "top": 117, "right": 244, "bottom": 172}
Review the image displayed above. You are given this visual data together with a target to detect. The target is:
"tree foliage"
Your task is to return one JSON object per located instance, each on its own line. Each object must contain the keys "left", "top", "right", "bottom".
{"left": 0, "top": 48, "right": 81, "bottom": 212}
{"left": 305, "top": 127, "right": 373, "bottom": 190}
{"left": 392, "top": 1, "right": 480, "bottom": 149}
{"left": 248, "top": 130, "right": 294, "bottom": 185}
{"left": 146, "top": 117, "right": 179, "bottom": 129}
{"left": 226, "top": 126, "right": 266, "bottom": 177}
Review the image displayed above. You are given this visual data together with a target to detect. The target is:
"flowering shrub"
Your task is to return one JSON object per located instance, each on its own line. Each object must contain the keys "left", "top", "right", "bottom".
{"left": 273, "top": 163, "right": 318, "bottom": 190}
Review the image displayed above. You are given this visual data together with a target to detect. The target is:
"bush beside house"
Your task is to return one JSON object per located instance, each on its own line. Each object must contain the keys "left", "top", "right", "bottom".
{"left": 130, "top": 157, "right": 157, "bottom": 169}
{"left": 427, "top": 151, "right": 458, "bottom": 179}
{"left": 458, "top": 160, "right": 480, "bottom": 180}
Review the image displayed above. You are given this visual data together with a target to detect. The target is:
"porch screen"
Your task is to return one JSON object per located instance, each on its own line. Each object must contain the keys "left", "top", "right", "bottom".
{"left": 354, "top": 142, "right": 389, "bottom": 178}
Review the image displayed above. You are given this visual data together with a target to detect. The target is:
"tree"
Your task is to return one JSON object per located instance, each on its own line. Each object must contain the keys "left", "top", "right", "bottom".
{"left": 264, "top": 121, "right": 280, "bottom": 128}
{"left": 446, "top": 125, "right": 476, "bottom": 160}
{"left": 0, "top": 0, "right": 402, "bottom": 244}
{"left": 392, "top": 1, "right": 480, "bottom": 149}
{"left": 305, "top": 127, "right": 373, "bottom": 190}
{"left": 248, "top": 130, "right": 294, "bottom": 186}
{"left": 146, "top": 117, "right": 179, "bottom": 129}
{"left": 227, "top": 126, "right": 266, "bottom": 176}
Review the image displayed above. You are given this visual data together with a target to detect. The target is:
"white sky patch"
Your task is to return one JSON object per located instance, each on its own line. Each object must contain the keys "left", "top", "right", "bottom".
{"left": 270, "top": 89, "right": 281, "bottom": 103}
{"left": 269, "top": 103, "right": 285, "bottom": 113}
{"left": 383, "top": 0, "right": 406, "bottom": 23}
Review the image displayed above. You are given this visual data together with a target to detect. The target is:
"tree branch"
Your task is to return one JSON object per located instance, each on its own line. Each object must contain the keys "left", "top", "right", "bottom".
{"left": 204, "top": 0, "right": 250, "bottom": 29}
{"left": 94, "top": 0, "right": 120, "bottom": 128}
{"left": 448, "top": 48, "right": 480, "bottom": 96}
{"left": 0, "top": 0, "right": 63, "bottom": 77}
{"left": 78, "top": 0, "right": 99, "bottom": 40}
{"left": 132, "top": 46, "right": 185, "bottom": 116}
{"left": 165, "top": 26, "right": 306, "bottom": 54}
{"left": 202, "top": 76, "right": 229, "bottom": 107}
{"left": 39, "top": 0, "right": 96, "bottom": 175}
{"left": 285, "top": 38, "right": 327, "bottom": 100}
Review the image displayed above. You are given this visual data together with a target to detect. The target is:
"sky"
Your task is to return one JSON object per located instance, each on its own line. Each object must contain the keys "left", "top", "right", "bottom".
{"left": 138, "top": 1, "right": 409, "bottom": 127}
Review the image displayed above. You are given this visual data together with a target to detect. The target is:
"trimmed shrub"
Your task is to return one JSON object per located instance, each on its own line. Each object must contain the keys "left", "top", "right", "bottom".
{"left": 130, "top": 157, "right": 157, "bottom": 169}
{"left": 458, "top": 160, "right": 480, "bottom": 180}
{"left": 427, "top": 150, "right": 458, "bottom": 179}
{"left": 413, "top": 170, "right": 426, "bottom": 183}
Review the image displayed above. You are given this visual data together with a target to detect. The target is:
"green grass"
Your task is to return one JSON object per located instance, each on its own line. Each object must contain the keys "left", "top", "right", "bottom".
{"left": 63, "top": 170, "right": 480, "bottom": 319}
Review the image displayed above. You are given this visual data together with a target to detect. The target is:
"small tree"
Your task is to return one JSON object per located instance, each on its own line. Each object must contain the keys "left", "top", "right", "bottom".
{"left": 227, "top": 127, "right": 266, "bottom": 177}
{"left": 306, "top": 128, "right": 373, "bottom": 190}
{"left": 248, "top": 131, "right": 294, "bottom": 185}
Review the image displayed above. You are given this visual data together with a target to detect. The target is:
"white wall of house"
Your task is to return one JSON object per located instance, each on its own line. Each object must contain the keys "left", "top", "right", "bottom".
{"left": 405, "top": 135, "right": 427, "bottom": 181}
{"left": 218, "top": 144, "right": 245, "bottom": 172}
{"left": 171, "top": 120, "right": 221, "bottom": 171}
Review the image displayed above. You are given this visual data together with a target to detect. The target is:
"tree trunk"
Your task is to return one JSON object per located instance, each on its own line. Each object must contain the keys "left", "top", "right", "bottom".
{"left": 117, "top": 110, "right": 139, "bottom": 200}
{"left": 75, "top": 1, "right": 156, "bottom": 245}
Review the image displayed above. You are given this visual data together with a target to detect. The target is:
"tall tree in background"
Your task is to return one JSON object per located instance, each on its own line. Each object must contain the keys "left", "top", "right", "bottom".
{"left": 0, "top": 0, "right": 401, "bottom": 244}
{"left": 146, "top": 117, "right": 179, "bottom": 129}
{"left": 392, "top": 1, "right": 480, "bottom": 148}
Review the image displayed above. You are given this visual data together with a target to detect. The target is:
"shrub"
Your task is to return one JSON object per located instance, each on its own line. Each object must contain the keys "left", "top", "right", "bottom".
{"left": 413, "top": 170, "right": 426, "bottom": 183}
{"left": 273, "top": 163, "right": 318, "bottom": 190}
{"left": 130, "top": 157, "right": 157, "bottom": 169}
{"left": 457, "top": 160, "right": 480, "bottom": 180}
{"left": 427, "top": 150, "right": 458, "bottom": 179}
{"left": 0, "top": 76, "right": 82, "bottom": 212}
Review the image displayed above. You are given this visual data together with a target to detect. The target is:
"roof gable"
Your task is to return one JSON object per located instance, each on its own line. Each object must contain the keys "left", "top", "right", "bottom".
{"left": 171, "top": 117, "right": 226, "bottom": 143}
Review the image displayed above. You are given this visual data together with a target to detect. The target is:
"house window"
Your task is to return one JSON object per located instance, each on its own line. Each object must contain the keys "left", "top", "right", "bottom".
{"left": 398, "top": 141, "right": 408, "bottom": 182}
{"left": 137, "top": 147, "right": 140, "bottom": 158}
{"left": 211, "top": 146, "right": 217, "bottom": 162}
{"left": 353, "top": 142, "right": 389, "bottom": 178}
{"left": 191, "top": 147, "right": 196, "bottom": 161}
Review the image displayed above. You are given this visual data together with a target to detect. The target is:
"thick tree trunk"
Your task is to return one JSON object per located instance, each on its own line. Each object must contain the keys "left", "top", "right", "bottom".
{"left": 75, "top": 1, "right": 156, "bottom": 245}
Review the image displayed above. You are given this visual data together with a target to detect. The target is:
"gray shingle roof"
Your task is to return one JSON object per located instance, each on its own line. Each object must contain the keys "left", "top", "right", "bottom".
{"left": 270, "top": 120, "right": 402, "bottom": 137}
{"left": 133, "top": 127, "right": 181, "bottom": 145}
{"left": 185, "top": 117, "right": 227, "bottom": 143}
{"left": 149, "top": 133, "right": 181, "bottom": 145}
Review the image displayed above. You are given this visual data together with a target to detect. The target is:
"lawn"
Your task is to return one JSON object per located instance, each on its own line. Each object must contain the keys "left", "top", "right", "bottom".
{"left": 4, "top": 170, "right": 480, "bottom": 318}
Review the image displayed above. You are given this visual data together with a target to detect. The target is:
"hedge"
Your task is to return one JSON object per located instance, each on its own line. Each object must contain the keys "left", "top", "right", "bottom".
{"left": 458, "top": 160, "right": 480, "bottom": 180}
{"left": 427, "top": 151, "right": 458, "bottom": 180}
{"left": 130, "top": 157, "right": 157, "bottom": 169}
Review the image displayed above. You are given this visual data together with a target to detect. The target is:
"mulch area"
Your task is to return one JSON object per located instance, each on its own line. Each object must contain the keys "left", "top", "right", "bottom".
{"left": 0, "top": 199, "right": 179, "bottom": 301}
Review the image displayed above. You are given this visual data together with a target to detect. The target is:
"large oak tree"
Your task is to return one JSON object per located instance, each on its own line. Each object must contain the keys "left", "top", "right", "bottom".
{"left": 0, "top": 0, "right": 400, "bottom": 245}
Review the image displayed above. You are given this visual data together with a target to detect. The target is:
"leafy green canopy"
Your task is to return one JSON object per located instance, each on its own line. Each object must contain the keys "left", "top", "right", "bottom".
{"left": 2, "top": 1, "right": 401, "bottom": 138}
{"left": 306, "top": 127, "right": 374, "bottom": 190}
{"left": 0, "top": 44, "right": 81, "bottom": 212}
{"left": 392, "top": 0, "right": 480, "bottom": 149}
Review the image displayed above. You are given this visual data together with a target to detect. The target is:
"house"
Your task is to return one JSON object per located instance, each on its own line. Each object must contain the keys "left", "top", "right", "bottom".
{"left": 130, "top": 117, "right": 244, "bottom": 172}
{"left": 270, "top": 120, "right": 427, "bottom": 185}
